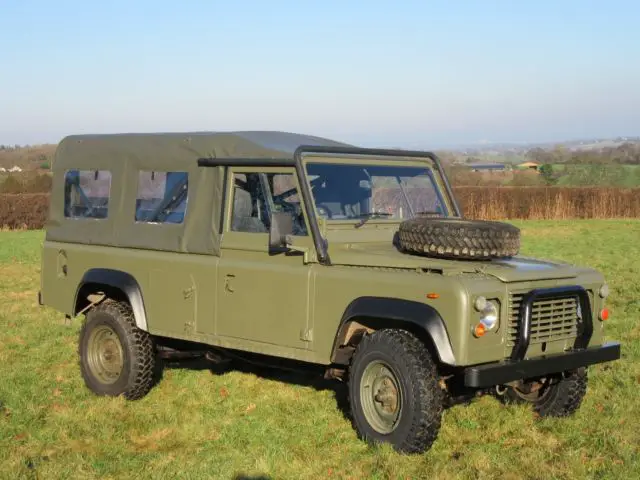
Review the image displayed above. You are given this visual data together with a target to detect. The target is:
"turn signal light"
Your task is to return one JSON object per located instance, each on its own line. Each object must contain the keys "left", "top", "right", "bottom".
{"left": 426, "top": 293, "right": 440, "bottom": 299}
{"left": 599, "top": 308, "right": 610, "bottom": 321}
{"left": 473, "top": 323, "right": 486, "bottom": 338}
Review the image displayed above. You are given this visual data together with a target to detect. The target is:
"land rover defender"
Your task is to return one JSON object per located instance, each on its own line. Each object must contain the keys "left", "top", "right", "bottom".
{"left": 39, "top": 131, "right": 620, "bottom": 453}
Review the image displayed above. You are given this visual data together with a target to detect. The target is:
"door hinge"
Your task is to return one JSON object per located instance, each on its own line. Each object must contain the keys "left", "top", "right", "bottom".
{"left": 300, "top": 328, "right": 313, "bottom": 342}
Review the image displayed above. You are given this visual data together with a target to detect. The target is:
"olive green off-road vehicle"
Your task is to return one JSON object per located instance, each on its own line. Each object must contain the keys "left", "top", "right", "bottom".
{"left": 39, "top": 131, "right": 620, "bottom": 454}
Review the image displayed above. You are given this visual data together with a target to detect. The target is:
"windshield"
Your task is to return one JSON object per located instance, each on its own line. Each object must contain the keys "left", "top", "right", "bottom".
{"left": 305, "top": 162, "right": 448, "bottom": 221}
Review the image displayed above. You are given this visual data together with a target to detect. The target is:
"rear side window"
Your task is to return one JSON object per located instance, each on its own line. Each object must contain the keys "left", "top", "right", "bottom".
{"left": 64, "top": 169, "right": 112, "bottom": 219}
{"left": 135, "top": 171, "right": 188, "bottom": 224}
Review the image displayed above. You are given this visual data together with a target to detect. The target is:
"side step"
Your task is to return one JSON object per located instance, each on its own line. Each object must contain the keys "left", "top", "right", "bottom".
{"left": 157, "top": 346, "right": 230, "bottom": 364}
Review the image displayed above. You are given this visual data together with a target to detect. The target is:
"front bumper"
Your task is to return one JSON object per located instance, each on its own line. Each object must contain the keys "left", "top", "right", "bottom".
{"left": 464, "top": 342, "right": 621, "bottom": 388}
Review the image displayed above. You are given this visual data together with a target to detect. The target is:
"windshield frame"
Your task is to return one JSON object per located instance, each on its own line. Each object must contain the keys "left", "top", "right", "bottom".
{"left": 295, "top": 146, "right": 462, "bottom": 264}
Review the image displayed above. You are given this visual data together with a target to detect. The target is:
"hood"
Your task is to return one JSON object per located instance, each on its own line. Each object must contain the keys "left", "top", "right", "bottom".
{"left": 328, "top": 242, "right": 586, "bottom": 283}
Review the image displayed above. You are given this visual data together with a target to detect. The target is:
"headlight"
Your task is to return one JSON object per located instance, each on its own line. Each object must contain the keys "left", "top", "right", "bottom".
{"left": 474, "top": 296, "right": 488, "bottom": 312}
{"left": 479, "top": 301, "right": 499, "bottom": 330}
{"left": 473, "top": 296, "right": 499, "bottom": 335}
{"left": 599, "top": 284, "right": 609, "bottom": 298}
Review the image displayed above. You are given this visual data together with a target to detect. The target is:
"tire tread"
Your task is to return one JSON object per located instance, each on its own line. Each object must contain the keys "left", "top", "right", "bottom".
{"left": 502, "top": 368, "right": 588, "bottom": 417}
{"left": 398, "top": 218, "right": 520, "bottom": 260}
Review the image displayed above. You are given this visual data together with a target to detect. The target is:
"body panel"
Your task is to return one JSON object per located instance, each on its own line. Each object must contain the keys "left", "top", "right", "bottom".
{"left": 42, "top": 235, "right": 609, "bottom": 367}
{"left": 216, "top": 243, "right": 313, "bottom": 349}
{"left": 41, "top": 241, "right": 218, "bottom": 336}
{"left": 310, "top": 264, "right": 467, "bottom": 364}
{"left": 327, "top": 241, "right": 585, "bottom": 283}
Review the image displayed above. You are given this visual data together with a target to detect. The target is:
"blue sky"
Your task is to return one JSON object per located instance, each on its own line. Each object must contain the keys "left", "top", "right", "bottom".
{"left": 1, "top": 0, "right": 638, "bottom": 147}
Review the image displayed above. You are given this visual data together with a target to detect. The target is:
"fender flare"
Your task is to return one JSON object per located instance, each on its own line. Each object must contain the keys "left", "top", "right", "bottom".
{"left": 333, "top": 296, "right": 456, "bottom": 366}
{"left": 75, "top": 268, "right": 149, "bottom": 331}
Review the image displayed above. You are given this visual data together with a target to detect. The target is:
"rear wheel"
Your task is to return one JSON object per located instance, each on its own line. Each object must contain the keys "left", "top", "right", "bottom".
{"left": 501, "top": 368, "right": 588, "bottom": 417}
{"left": 348, "top": 329, "right": 443, "bottom": 454}
{"left": 79, "top": 299, "right": 156, "bottom": 400}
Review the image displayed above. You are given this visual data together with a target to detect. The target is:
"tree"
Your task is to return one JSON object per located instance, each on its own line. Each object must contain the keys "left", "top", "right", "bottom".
{"left": 539, "top": 164, "right": 557, "bottom": 185}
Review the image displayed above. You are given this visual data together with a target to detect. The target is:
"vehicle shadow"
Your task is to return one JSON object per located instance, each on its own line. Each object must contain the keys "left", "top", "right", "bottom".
{"left": 154, "top": 354, "right": 351, "bottom": 421}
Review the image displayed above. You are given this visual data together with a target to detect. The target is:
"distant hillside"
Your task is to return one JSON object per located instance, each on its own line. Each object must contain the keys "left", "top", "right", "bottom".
{"left": 0, "top": 144, "right": 57, "bottom": 170}
{"left": 2, "top": 135, "right": 639, "bottom": 171}
{"left": 450, "top": 136, "right": 640, "bottom": 159}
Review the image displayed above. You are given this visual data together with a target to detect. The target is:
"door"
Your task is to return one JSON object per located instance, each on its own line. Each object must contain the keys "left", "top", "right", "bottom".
{"left": 216, "top": 167, "right": 314, "bottom": 350}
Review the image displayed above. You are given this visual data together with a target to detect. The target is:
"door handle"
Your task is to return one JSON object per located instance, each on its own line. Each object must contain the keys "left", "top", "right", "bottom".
{"left": 224, "top": 274, "right": 235, "bottom": 293}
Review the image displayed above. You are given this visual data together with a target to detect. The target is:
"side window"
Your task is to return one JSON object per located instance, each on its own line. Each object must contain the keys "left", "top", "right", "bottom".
{"left": 231, "top": 172, "right": 308, "bottom": 236}
{"left": 231, "top": 173, "right": 268, "bottom": 233}
{"left": 64, "top": 169, "right": 112, "bottom": 219}
{"left": 135, "top": 171, "right": 188, "bottom": 224}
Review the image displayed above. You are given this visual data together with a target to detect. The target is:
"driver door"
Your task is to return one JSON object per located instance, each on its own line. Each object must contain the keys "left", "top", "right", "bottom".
{"left": 216, "top": 167, "right": 315, "bottom": 351}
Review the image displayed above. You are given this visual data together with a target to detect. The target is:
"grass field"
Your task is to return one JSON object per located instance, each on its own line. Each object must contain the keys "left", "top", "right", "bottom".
{"left": 1, "top": 222, "right": 639, "bottom": 479}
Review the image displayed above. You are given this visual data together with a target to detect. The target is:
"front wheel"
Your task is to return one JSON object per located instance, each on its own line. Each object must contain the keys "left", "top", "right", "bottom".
{"left": 501, "top": 368, "right": 588, "bottom": 417}
{"left": 347, "top": 329, "right": 443, "bottom": 454}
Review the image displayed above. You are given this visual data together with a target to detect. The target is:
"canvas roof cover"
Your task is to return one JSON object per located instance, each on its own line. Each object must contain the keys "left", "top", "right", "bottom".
{"left": 54, "top": 131, "right": 354, "bottom": 169}
{"left": 47, "top": 131, "right": 353, "bottom": 255}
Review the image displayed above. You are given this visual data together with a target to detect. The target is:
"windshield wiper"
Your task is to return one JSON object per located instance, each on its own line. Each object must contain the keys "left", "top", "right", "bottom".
{"left": 354, "top": 212, "right": 392, "bottom": 228}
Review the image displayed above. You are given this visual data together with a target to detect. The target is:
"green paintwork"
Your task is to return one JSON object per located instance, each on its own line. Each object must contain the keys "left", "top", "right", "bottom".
{"left": 40, "top": 131, "right": 610, "bottom": 369}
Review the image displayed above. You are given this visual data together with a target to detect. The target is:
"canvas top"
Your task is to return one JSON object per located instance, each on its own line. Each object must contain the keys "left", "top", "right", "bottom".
{"left": 53, "top": 131, "right": 353, "bottom": 170}
{"left": 47, "top": 131, "right": 353, "bottom": 254}
{"left": 46, "top": 130, "right": 447, "bottom": 255}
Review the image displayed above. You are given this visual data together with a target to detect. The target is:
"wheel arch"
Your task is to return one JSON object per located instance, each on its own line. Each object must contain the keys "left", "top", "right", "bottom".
{"left": 331, "top": 296, "right": 456, "bottom": 366}
{"left": 74, "top": 268, "right": 149, "bottom": 331}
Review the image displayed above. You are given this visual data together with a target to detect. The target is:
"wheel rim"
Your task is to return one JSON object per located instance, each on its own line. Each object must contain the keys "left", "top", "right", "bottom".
{"left": 360, "top": 360, "right": 402, "bottom": 434}
{"left": 87, "top": 325, "right": 124, "bottom": 385}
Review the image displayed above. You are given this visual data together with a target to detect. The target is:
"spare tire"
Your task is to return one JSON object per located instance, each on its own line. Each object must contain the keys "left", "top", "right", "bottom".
{"left": 397, "top": 217, "right": 520, "bottom": 260}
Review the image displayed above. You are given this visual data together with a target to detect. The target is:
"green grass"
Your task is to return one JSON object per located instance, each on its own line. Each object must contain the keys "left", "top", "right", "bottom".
{"left": 1, "top": 221, "right": 639, "bottom": 479}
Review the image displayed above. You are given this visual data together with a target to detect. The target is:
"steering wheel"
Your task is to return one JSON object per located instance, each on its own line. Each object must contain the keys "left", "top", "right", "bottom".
{"left": 272, "top": 199, "right": 299, "bottom": 216}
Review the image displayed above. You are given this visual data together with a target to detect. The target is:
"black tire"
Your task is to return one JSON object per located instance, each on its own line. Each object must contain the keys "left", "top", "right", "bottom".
{"left": 347, "top": 329, "right": 443, "bottom": 454}
{"left": 501, "top": 368, "right": 588, "bottom": 417}
{"left": 397, "top": 217, "right": 520, "bottom": 260}
{"left": 79, "top": 299, "right": 156, "bottom": 400}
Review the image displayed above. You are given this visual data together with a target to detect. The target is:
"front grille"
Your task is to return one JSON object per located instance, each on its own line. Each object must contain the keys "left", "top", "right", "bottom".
{"left": 507, "top": 293, "right": 580, "bottom": 347}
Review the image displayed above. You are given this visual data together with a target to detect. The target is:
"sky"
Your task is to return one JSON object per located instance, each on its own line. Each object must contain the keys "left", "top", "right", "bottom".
{"left": 1, "top": 0, "right": 639, "bottom": 148}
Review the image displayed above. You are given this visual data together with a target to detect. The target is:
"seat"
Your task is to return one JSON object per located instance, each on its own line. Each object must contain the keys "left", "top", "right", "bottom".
{"left": 232, "top": 187, "right": 268, "bottom": 233}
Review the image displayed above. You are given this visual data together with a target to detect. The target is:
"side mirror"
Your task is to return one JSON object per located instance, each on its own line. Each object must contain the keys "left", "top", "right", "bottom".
{"left": 269, "top": 212, "right": 294, "bottom": 249}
